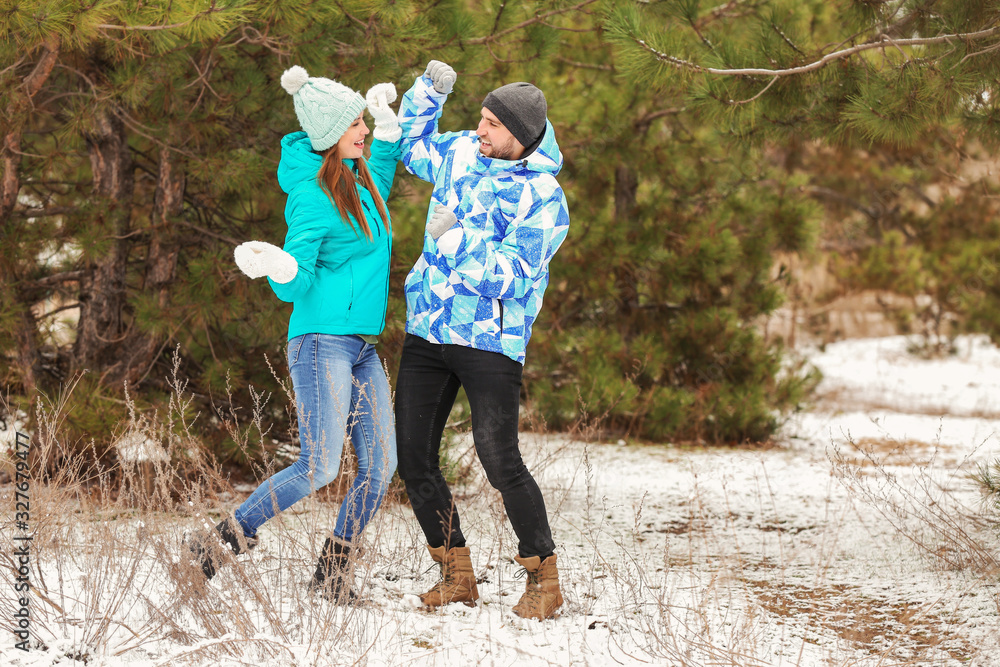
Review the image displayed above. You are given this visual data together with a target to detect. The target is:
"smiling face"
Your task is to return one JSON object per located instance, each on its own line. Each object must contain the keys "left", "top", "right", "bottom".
{"left": 337, "top": 112, "right": 369, "bottom": 159}
{"left": 476, "top": 107, "right": 524, "bottom": 160}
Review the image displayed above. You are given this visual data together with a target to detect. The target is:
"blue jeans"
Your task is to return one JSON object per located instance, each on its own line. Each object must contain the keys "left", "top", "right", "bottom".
{"left": 234, "top": 334, "right": 397, "bottom": 543}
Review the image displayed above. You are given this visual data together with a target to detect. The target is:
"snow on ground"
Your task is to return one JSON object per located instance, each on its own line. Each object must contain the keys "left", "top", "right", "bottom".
{"left": 2, "top": 335, "right": 1000, "bottom": 666}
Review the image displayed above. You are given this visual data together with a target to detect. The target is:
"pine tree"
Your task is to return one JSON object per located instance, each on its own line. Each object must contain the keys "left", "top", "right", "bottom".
{"left": 604, "top": 0, "right": 1000, "bottom": 146}
{"left": 467, "top": 3, "right": 822, "bottom": 442}
{"left": 601, "top": 1, "right": 1000, "bottom": 353}
{"left": 0, "top": 1, "right": 626, "bottom": 459}
{"left": 2, "top": 0, "right": 837, "bottom": 459}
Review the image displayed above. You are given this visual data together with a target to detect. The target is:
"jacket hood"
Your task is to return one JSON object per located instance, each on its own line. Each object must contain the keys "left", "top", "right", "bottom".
{"left": 277, "top": 131, "right": 323, "bottom": 193}
{"left": 474, "top": 119, "right": 562, "bottom": 177}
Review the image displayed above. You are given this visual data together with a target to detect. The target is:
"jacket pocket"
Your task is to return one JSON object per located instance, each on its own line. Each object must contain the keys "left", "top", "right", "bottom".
{"left": 310, "top": 270, "right": 351, "bottom": 325}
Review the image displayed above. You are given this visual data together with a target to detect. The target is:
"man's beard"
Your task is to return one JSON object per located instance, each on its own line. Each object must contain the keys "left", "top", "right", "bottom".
{"left": 480, "top": 136, "right": 518, "bottom": 160}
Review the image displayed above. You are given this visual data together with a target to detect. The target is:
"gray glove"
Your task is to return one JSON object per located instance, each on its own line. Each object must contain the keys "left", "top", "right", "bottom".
{"left": 234, "top": 241, "right": 298, "bottom": 284}
{"left": 424, "top": 60, "right": 456, "bottom": 95}
{"left": 365, "top": 83, "right": 401, "bottom": 143}
{"left": 427, "top": 204, "right": 458, "bottom": 239}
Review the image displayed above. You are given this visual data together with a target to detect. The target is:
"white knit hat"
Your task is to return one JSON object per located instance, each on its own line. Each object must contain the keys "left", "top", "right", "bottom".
{"left": 281, "top": 66, "right": 366, "bottom": 151}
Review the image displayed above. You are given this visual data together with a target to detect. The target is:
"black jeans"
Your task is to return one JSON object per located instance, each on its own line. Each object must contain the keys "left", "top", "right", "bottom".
{"left": 395, "top": 334, "right": 555, "bottom": 558}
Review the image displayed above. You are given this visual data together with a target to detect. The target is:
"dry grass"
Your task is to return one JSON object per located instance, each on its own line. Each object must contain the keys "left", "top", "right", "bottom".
{"left": 745, "top": 579, "right": 975, "bottom": 662}
{"left": 831, "top": 436, "right": 1000, "bottom": 576}
{"left": 2, "top": 363, "right": 999, "bottom": 666}
{"left": 814, "top": 387, "right": 1000, "bottom": 422}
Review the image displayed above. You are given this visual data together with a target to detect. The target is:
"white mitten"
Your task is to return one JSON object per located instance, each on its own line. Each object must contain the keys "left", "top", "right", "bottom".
{"left": 234, "top": 241, "right": 298, "bottom": 284}
{"left": 424, "top": 60, "right": 456, "bottom": 95}
{"left": 427, "top": 204, "right": 458, "bottom": 239}
{"left": 365, "top": 83, "right": 401, "bottom": 143}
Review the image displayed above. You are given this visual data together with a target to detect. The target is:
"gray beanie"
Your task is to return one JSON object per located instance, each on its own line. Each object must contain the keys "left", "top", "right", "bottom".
{"left": 483, "top": 82, "right": 547, "bottom": 157}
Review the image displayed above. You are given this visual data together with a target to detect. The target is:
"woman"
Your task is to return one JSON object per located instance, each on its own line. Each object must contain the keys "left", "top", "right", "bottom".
{"left": 189, "top": 66, "right": 402, "bottom": 604}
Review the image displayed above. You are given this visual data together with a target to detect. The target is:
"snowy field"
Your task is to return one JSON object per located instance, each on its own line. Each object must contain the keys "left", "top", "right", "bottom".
{"left": 2, "top": 335, "right": 1000, "bottom": 666}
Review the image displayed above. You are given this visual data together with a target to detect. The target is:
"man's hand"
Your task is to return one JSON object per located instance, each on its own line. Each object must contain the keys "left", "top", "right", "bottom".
{"left": 365, "top": 83, "right": 401, "bottom": 143}
{"left": 234, "top": 241, "right": 298, "bottom": 284}
{"left": 424, "top": 60, "right": 456, "bottom": 95}
{"left": 427, "top": 204, "right": 458, "bottom": 239}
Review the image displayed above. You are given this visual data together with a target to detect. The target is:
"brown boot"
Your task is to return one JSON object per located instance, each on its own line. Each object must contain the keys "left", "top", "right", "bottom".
{"left": 512, "top": 553, "right": 563, "bottom": 620}
{"left": 419, "top": 545, "right": 479, "bottom": 608}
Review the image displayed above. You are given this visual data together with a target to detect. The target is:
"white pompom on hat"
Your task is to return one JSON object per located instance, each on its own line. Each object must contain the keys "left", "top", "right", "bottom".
{"left": 281, "top": 65, "right": 366, "bottom": 151}
{"left": 280, "top": 66, "right": 310, "bottom": 95}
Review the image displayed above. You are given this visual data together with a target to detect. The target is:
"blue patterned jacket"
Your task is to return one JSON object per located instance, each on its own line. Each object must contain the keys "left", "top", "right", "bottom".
{"left": 398, "top": 75, "right": 570, "bottom": 364}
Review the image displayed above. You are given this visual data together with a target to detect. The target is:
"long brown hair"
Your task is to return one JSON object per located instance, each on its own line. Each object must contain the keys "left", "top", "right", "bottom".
{"left": 317, "top": 142, "right": 390, "bottom": 241}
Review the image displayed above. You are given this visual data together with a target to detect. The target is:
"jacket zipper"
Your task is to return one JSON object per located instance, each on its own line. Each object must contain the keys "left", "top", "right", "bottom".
{"left": 343, "top": 167, "right": 390, "bottom": 330}
{"left": 348, "top": 265, "right": 354, "bottom": 313}
{"left": 382, "top": 241, "right": 391, "bottom": 328}
{"left": 380, "top": 217, "right": 391, "bottom": 328}
{"left": 498, "top": 300, "right": 504, "bottom": 339}
{"left": 361, "top": 198, "right": 381, "bottom": 237}
{"left": 360, "top": 190, "right": 391, "bottom": 327}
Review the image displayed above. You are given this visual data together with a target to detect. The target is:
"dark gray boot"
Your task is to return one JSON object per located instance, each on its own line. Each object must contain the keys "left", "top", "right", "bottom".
{"left": 308, "top": 537, "right": 357, "bottom": 604}
{"left": 186, "top": 516, "right": 259, "bottom": 580}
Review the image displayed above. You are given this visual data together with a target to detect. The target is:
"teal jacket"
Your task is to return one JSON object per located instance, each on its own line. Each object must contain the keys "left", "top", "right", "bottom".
{"left": 269, "top": 131, "right": 401, "bottom": 339}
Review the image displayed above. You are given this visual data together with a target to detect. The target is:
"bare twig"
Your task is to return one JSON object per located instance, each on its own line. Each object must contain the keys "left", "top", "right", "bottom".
{"left": 466, "top": 0, "right": 599, "bottom": 45}
{"left": 728, "top": 75, "right": 780, "bottom": 104}
{"left": 799, "top": 184, "right": 880, "bottom": 219}
{"left": 176, "top": 218, "right": 241, "bottom": 247}
{"left": 1, "top": 56, "right": 26, "bottom": 77}
{"left": 960, "top": 39, "right": 1000, "bottom": 64}
{"left": 25, "top": 270, "right": 88, "bottom": 288}
{"left": 490, "top": 1, "right": 507, "bottom": 36}
{"left": 632, "top": 25, "right": 1000, "bottom": 77}
{"left": 98, "top": 21, "right": 194, "bottom": 32}
{"left": 771, "top": 22, "right": 805, "bottom": 56}
{"left": 14, "top": 206, "right": 77, "bottom": 218}
{"left": 539, "top": 20, "right": 595, "bottom": 33}
{"left": 555, "top": 55, "right": 615, "bottom": 71}
{"left": 634, "top": 107, "right": 687, "bottom": 132}
{"left": 96, "top": 4, "right": 225, "bottom": 33}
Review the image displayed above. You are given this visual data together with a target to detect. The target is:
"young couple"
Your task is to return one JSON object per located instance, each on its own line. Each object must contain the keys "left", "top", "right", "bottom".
{"left": 188, "top": 61, "right": 570, "bottom": 620}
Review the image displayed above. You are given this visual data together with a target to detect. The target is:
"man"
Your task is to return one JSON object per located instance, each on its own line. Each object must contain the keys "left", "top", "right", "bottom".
{"left": 394, "top": 61, "right": 570, "bottom": 620}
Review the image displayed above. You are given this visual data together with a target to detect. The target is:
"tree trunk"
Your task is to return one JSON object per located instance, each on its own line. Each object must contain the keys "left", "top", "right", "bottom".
{"left": 0, "top": 37, "right": 61, "bottom": 397}
{"left": 1, "top": 131, "right": 21, "bottom": 223}
{"left": 74, "top": 112, "right": 134, "bottom": 384}
{"left": 615, "top": 164, "right": 639, "bottom": 316}
{"left": 126, "top": 147, "right": 185, "bottom": 386}
{"left": 0, "top": 36, "right": 60, "bottom": 222}
{"left": 0, "top": 130, "right": 39, "bottom": 396}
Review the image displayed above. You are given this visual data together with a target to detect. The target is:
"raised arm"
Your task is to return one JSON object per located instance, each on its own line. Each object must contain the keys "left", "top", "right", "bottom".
{"left": 398, "top": 62, "right": 459, "bottom": 184}
{"left": 364, "top": 83, "right": 404, "bottom": 202}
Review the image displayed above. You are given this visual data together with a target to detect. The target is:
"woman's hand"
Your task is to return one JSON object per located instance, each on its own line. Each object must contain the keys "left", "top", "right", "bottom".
{"left": 234, "top": 241, "right": 298, "bottom": 284}
{"left": 365, "top": 83, "right": 401, "bottom": 143}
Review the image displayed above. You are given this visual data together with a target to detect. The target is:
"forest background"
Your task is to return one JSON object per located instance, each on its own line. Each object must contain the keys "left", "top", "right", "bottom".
{"left": 4, "top": 0, "right": 1000, "bottom": 474}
